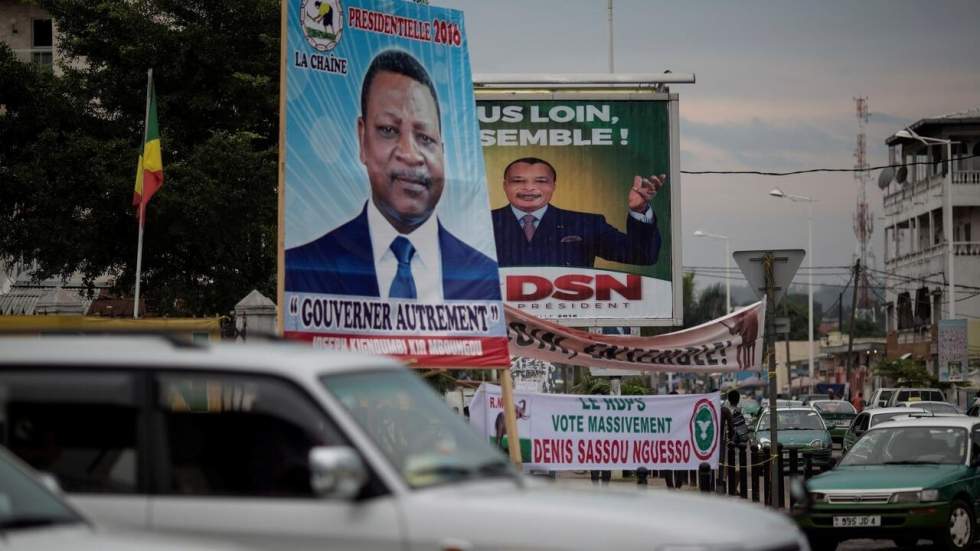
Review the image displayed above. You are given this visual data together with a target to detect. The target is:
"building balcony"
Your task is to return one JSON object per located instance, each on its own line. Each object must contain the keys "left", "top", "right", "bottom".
{"left": 885, "top": 241, "right": 980, "bottom": 266}
{"left": 884, "top": 169, "right": 980, "bottom": 210}
{"left": 953, "top": 170, "right": 980, "bottom": 185}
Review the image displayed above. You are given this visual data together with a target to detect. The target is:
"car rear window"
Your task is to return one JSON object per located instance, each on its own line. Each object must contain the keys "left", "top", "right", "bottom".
{"left": 877, "top": 390, "right": 893, "bottom": 406}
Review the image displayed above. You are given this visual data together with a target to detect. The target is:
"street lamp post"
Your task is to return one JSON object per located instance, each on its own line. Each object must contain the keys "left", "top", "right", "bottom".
{"left": 693, "top": 230, "right": 731, "bottom": 314}
{"left": 769, "top": 188, "right": 815, "bottom": 392}
{"left": 894, "top": 128, "right": 956, "bottom": 319}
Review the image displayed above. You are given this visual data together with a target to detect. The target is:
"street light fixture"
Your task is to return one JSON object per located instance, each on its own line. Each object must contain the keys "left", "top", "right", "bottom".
{"left": 768, "top": 187, "right": 816, "bottom": 392}
{"left": 892, "top": 128, "right": 956, "bottom": 319}
{"left": 693, "top": 230, "right": 731, "bottom": 314}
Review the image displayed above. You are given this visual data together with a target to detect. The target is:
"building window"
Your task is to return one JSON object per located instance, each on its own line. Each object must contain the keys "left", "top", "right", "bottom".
{"left": 31, "top": 19, "right": 53, "bottom": 71}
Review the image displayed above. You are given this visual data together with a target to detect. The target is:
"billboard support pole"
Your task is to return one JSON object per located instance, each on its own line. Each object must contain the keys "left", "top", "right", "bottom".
{"left": 499, "top": 368, "right": 523, "bottom": 467}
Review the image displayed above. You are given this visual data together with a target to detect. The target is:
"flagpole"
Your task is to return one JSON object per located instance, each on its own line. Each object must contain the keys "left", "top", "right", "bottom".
{"left": 133, "top": 209, "right": 145, "bottom": 318}
{"left": 133, "top": 68, "right": 153, "bottom": 319}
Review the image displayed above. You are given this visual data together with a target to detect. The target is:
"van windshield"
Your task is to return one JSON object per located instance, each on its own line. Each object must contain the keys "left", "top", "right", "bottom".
{"left": 321, "top": 371, "right": 514, "bottom": 489}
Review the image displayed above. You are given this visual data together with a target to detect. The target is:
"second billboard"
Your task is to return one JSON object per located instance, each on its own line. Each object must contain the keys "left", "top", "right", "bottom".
{"left": 478, "top": 96, "right": 679, "bottom": 325}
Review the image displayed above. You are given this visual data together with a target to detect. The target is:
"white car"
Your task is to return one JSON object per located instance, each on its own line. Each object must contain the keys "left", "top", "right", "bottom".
{"left": 0, "top": 444, "right": 241, "bottom": 550}
{"left": 894, "top": 400, "right": 961, "bottom": 415}
{"left": 0, "top": 336, "right": 809, "bottom": 550}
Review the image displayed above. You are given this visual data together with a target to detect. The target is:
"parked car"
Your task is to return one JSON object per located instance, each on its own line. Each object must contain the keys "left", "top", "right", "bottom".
{"left": 884, "top": 388, "right": 946, "bottom": 408}
{"left": 0, "top": 336, "right": 809, "bottom": 551}
{"left": 798, "top": 416, "right": 980, "bottom": 550}
{"left": 867, "top": 388, "right": 897, "bottom": 409}
{"left": 751, "top": 407, "right": 834, "bottom": 471}
{"left": 895, "top": 401, "right": 961, "bottom": 415}
{"left": 0, "top": 444, "right": 240, "bottom": 550}
{"left": 741, "top": 396, "right": 762, "bottom": 425}
{"left": 798, "top": 394, "right": 831, "bottom": 405}
{"left": 841, "top": 407, "right": 927, "bottom": 453}
{"left": 810, "top": 400, "right": 857, "bottom": 444}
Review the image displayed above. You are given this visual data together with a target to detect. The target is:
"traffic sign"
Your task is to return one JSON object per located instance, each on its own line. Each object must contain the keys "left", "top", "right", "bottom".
{"left": 733, "top": 249, "right": 805, "bottom": 307}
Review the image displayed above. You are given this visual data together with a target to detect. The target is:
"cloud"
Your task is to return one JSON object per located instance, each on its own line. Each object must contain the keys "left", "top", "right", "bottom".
{"left": 869, "top": 112, "right": 913, "bottom": 126}
{"left": 681, "top": 117, "right": 852, "bottom": 171}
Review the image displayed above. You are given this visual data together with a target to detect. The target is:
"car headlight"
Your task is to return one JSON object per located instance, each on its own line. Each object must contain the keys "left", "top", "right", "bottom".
{"left": 758, "top": 437, "right": 771, "bottom": 447}
{"left": 808, "top": 439, "right": 824, "bottom": 449}
{"left": 890, "top": 491, "right": 920, "bottom": 503}
{"left": 810, "top": 491, "right": 828, "bottom": 503}
{"left": 890, "top": 489, "right": 939, "bottom": 503}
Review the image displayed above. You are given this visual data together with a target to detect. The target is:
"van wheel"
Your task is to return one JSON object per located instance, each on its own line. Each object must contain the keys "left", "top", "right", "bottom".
{"left": 936, "top": 499, "right": 974, "bottom": 550}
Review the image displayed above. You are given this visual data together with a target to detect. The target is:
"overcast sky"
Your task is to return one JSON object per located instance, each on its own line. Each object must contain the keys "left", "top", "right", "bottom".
{"left": 434, "top": 0, "right": 980, "bottom": 296}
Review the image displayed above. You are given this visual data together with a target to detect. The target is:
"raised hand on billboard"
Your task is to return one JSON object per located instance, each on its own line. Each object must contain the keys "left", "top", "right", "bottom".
{"left": 628, "top": 174, "right": 666, "bottom": 213}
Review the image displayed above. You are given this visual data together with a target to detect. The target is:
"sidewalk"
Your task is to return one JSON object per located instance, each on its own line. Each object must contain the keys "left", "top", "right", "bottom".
{"left": 536, "top": 470, "right": 703, "bottom": 493}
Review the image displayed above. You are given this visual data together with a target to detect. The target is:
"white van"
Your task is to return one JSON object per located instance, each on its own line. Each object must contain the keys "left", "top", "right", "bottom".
{"left": 0, "top": 336, "right": 807, "bottom": 550}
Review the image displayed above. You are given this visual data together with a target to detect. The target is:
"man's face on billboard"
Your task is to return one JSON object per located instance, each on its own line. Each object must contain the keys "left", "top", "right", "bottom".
{"left": 358, "top": 71, "right": 444, "bottom": 233}
{"left": 503, "top": 162, "right": 555, "bottom": 213}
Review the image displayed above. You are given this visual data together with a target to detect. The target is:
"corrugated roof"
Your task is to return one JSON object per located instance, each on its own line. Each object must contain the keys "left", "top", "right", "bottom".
{"left": 926, "top": 107, "right": 980, "bottom": 121}
{"left": 0, "top": 269, "right": 111, "bottom": 316}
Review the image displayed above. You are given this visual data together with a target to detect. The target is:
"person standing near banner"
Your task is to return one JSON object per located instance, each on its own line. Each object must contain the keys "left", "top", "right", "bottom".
{"left": 491, "top": 157, "right": 664, "bottom": 268}
{"left": 286, "top": 49, "right": 499, "bottom": 301}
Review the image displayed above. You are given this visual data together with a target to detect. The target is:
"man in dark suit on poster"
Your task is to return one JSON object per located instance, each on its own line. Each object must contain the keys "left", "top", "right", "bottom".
{"left": 286, "top": 49, "right": 499, "bottom": 301}
{"left": 491, "top": 157, "right": 664, "bottom": 269}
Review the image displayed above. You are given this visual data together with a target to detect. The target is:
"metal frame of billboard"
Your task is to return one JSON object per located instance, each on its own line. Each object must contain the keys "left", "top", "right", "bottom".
{"left": 474, "top": 88, "right": 683, "bottom": 327}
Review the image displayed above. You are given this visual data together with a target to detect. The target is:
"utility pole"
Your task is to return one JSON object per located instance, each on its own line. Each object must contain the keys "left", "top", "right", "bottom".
{"left": 733, "top": 248, "right": 804, "bottom": 509}
{"left": 764, "top": 254, "right": 780, "bottom": 507}
{"left": 844, "top": 259, "right": 861, "bottom": 389}
{"left": 784, "top": 302, "right": 792, "bottom": 396}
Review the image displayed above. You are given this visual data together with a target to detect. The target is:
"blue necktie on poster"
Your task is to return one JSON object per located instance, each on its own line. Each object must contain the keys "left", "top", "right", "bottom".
{"left": 389, "top": 236, "right": 417, "bottom": 299}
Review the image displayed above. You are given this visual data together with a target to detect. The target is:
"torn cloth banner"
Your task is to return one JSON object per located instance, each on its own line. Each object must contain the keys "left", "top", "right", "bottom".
{"left": 504, "top": 300, "right": 765, "bottom": 372}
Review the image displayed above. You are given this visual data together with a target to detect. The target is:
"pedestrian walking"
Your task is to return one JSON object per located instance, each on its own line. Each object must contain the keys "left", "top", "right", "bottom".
{"left": 851, "top": 391, "right": 865, "bottom": 413}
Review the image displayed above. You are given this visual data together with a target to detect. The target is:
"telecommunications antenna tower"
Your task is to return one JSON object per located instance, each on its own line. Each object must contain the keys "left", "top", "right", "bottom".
{"left": 853, "top": 97, "right": 876, "bottom": 317}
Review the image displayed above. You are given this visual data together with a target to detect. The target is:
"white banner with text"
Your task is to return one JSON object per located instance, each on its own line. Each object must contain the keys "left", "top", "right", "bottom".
{"left": 469, "top": 384, "right": 720, "bottom": 470}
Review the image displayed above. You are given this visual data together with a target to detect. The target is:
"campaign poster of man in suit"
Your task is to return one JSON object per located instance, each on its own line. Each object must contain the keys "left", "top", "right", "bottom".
{"left": 281, "top": 0, "right": 507, "bottom": 366}
{"left": 479, "top": 98, "right": 677, "bottom": 324}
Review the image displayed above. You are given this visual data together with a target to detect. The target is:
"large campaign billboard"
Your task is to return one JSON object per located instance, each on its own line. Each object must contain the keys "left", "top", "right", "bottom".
{"left": 278, "top": 0, "right": 509, "bottom": 367}
{"left": 477, "top": 95, "right": 681, "bottom": 326}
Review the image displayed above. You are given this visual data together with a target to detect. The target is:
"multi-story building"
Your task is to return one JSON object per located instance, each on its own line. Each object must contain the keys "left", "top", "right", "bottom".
{"left": 0, "top": 1, "right": 58, "bottom": 71}
{"left": 882, "top": 109, "right": 980, "bottom": 369}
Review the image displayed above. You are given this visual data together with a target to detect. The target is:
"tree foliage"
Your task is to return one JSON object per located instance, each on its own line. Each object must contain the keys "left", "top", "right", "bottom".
{"left": 0, "top": 0, "right": 280, "bottom": 315}
{"left": 873, "top": 358, "right": 937, "bottom": 388}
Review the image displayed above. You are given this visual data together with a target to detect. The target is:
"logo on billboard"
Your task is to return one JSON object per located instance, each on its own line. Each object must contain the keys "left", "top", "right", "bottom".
{"left": 506, "top": 274, "right": 642, "bottom": 301}
{"left": 690, "top": 398, "right": 718, "bottom": 461}
{"left": 301, "top": 0, "right": 343, "bottom": 51}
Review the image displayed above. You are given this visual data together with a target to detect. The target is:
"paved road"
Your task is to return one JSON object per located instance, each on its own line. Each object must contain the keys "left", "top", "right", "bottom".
{"left": 546, "top": 456, "right": 955, "bottom": 551}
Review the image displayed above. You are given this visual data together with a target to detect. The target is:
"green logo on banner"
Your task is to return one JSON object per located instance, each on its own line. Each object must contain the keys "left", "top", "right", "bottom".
{"left": 690, "top": 399, "right": 718, "bottom": 461}
{"left": 694, "top": 405, "right": 714, "bottom": 452}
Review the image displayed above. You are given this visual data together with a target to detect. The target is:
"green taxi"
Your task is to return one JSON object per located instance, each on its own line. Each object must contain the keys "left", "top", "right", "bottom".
{"left": 810, "top": 400, "right": 857, "bottom": 444}
{"left": 798, "top": 416, "right": 980, "bottom": 550}
{"left": 751, "top": 407, "right": 834, "bottom": 471}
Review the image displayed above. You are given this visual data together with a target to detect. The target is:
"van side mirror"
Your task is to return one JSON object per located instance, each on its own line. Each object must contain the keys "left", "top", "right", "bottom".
{"left": 309, "top": 446, "right": 368, "bottom": 499}
{"left": 37, "top": 471, "right": 62, "bottom": 494}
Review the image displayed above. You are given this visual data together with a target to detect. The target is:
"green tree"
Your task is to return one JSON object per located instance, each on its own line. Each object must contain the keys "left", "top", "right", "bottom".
{"left": 0, "top": 0, "right": 280, "bottom": 315}
{"left": 873, "top": 358, "right": 937, "bottom": 388}
{"left": 689, "top": 282, "right": 725, "bottom": 327}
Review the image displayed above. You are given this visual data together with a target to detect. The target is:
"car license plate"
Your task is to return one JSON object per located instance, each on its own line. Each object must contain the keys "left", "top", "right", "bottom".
{"left": 833, "top": 515, "right": 880, "bottom": 528}
{"left": 836, "top": 421, "right": 850, "bottom": 427}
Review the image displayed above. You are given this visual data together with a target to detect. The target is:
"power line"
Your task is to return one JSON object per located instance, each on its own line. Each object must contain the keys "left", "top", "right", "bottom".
{"left": 865, "top": 266, "right": 980, "bottom": 292}
{"left": 681, "top": 153, "right": 980, "bottom": 176}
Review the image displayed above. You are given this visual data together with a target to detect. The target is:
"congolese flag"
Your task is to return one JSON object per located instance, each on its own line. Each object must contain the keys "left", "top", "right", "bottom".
{"left": 133, "top": 73, "right": 163, "bottom": 223}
